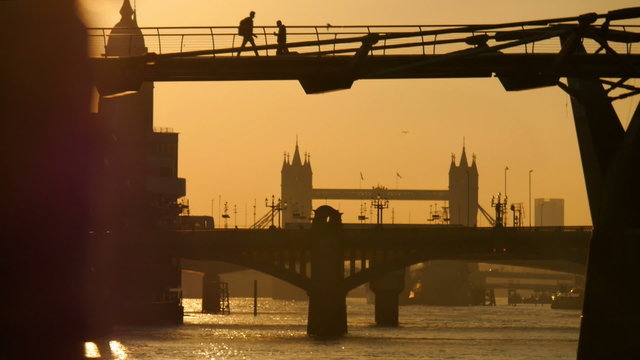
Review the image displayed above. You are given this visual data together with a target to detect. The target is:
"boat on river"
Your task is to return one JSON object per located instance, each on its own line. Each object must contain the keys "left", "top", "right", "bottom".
{"left": 551, "top": 287, "right": 583, "bottom": 310}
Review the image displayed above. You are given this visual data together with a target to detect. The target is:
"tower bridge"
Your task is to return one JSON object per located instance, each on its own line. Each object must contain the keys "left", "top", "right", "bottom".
{"left": 281, "top": 141, "right": 478, "bottom": 227}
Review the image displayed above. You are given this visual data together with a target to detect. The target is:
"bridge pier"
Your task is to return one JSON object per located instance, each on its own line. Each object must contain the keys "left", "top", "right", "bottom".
{"left": 370, "top": 269, "right": 405, "bottom": 327}
{"left": 307, "top": 288, "right": 347, "bottom": 337}
{"left": 201, "top": 273, "right": 222, "bottom": 313}
{"left": 563, "top": 47, "right": 640, "bottom": 358}
{"left": 307, "top": 206, "right": 347, "bottom": 337}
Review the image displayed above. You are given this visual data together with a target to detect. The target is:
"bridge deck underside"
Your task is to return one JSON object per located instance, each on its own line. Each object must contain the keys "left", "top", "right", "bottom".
{"left": 93, "top": 53, "right": 640, "bottom": 83}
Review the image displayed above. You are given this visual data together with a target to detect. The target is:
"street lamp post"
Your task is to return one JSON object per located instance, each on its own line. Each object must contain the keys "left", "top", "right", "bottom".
{"left": 528, "top": 169, "right": 533, "bottom": 227}
{"left": 222, "top": 201, "right": 230, "bottom": 229}
{"left": 265, "top": 195, "right": 287, "bottom": 229}
{"left": 504, "top": 166, "right": 509, "bottom": 199}
{"left": 504, "top": 166, "right": 509, "bottom": 225}
{"left": 371, "top": 194, "right": 389, "bottom": 225}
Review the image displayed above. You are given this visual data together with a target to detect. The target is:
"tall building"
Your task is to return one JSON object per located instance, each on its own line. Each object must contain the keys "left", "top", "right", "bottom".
{"left": 281, "top": 140, "right": 313, "bottom": 227}
{"left": 535, "top": 198, "right": 565, "bottom": 226}
{"left": 92, "top": 0, "right": 185, "bottom": 325}
{"left": 448, "top": 146, "right": 479, "bottom": 226}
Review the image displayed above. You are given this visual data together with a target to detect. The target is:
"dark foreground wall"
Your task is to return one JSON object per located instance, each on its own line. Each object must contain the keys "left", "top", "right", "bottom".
{"left": 0, "top": 1, "right": 93, "bottom": 359}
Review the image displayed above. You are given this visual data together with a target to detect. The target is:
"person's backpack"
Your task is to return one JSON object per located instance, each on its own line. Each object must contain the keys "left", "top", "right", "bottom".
{"left": 238, "top": 17, "right": 250, "bottom": 36}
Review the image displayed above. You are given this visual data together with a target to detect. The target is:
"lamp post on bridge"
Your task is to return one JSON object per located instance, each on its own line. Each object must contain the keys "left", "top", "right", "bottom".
{"left": 222, "top": 202, "right": 230, "bottom": 229}
{"left": 504, "top": 166, "right": 509, "bottom": 197}
{"left": 371, "top": 194, "right": 389, "bottom": 225}
{"left": 504, "top": 166, "right": 509, "bottom": 225}
{"left": 265, "top": 195, "right": 287, "bottom": 229}
{"left": 529, "top": 169, "right": 533, "bottom": 227}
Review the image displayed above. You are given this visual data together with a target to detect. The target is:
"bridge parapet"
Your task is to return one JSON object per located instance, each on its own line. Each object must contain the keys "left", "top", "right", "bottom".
{"left": 88, "top": 21, "right": 640, "bottom": 59}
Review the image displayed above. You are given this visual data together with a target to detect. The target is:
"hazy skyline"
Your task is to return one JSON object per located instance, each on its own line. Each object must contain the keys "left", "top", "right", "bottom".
{"left": 79, "top": 0, "right": 639, "bottom": 225}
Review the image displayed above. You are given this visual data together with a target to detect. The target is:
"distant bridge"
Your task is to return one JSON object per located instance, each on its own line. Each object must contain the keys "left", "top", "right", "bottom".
{"left": 173, "top": 226, "right": 590, "bottom": 292}
{"left": 162, "top": 218, "right": 591, "bottom": 336}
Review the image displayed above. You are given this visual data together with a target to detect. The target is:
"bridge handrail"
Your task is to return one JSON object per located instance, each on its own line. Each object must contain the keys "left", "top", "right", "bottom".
{"left": 87, "top": 21, "right": 640, "bottom": 58}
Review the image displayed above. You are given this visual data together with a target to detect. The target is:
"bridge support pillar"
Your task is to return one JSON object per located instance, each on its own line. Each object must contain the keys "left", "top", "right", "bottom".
{"left": 307, "top": 206, "right": 347, "bottom": 337}
{"left": 201, "top": 273, "right": 222, "bottom": 313}
{"left": 307, "top": 288, "right": 347, "bottom": 337}
{"left": 563, "top": 56, "right": 640, "bottom": 358}
{"left": 370, "top": 269, "right": 405, "bottom": 327}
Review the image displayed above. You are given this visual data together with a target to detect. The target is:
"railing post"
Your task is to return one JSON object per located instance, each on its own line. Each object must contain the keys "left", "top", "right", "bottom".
{"left": 156, "top": 28, "right": 162, "bottom": 55}
{"left": 209, "top": 28, "right": 216, "bottom": 58}
{"left": 262, "top": 27, "right": 269, "bottom": 56}
{"left": 232, "top": 34, "right": 236, "bottom": 55}
{"left": 433, "top": 34, "right": 437, "bottom": 55}
{"left": 101, "top": 29, "right": 107, "bottom": 58}
{"left": 419, "top": 26, "right": 425, "bottom": 56}
{"left": 315, "top": 27, "right": 321, "bottom": 53}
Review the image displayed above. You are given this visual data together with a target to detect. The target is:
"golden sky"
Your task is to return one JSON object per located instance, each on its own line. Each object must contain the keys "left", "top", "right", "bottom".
{"left": 79, "top": 0, "right": 639, "bottom": 226}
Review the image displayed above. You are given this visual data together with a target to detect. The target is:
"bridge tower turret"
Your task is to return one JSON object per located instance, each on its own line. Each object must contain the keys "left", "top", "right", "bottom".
{"left": 281, "top": 140, "right": 313, "bottom": 228}
{"left": 448, "top": 145, "right": 479, "bottom": 226}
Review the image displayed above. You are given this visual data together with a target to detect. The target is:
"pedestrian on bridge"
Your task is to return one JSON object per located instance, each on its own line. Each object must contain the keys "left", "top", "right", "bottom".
{"left": 237, "top": 11, "right": 259, "bottom": 56}
{"left": 274, "top": 20, "right": 289, "bottom": 55}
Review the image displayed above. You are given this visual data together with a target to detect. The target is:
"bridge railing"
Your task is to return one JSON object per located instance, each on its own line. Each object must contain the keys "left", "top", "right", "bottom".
{"left": 87, "top": 24, "right": 639, "bottom": 58}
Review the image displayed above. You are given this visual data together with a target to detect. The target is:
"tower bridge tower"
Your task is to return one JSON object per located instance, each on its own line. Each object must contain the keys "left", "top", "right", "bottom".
{"left": 281, "top": 140, "right": 313, "bottom": 227}
{"left": 448, "top": 145, "right": 479, "bottom": 226}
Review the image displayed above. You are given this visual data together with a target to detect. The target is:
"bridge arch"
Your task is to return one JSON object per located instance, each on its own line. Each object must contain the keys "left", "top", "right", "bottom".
{"left": 180, "top": 255, "right": 311, "bottom": 292}
{"left": 343, "top": 250, "right": 587, "bottom": 292}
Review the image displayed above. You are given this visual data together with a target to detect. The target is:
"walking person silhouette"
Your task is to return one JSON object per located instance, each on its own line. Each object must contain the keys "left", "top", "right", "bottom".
{"left": 274, "top": 20, "right": 289, "bottom": 55}
{"left": 237, "top": 11, "right": 259, "bottom": 56}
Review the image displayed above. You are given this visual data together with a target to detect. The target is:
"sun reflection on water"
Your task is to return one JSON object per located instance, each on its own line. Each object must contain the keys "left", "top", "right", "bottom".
{"left": 83, "top": 342, "right": 100, "bottom": 359}
{"left": 83, "top": 340, "right": 128, "bottom": 359}
{"left": 109, "top": 340, "right": 128, "bottom": 360}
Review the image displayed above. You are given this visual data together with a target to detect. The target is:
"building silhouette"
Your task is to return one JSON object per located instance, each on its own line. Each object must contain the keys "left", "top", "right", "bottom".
{"left": 92, "top": 0, "right": 185, "bottom": 325}
{"left": 535, "top": 198, "right": 565, "bottom": 226}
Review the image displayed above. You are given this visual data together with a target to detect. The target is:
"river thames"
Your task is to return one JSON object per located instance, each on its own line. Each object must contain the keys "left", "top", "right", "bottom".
{"left": 86, "top": 297, "right": 581, "bottom": 359}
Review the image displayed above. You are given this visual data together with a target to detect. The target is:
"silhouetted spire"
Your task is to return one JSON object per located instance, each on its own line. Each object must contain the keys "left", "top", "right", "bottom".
{"left": 448, "top": 153, "right": 456, "bottom": 174}
{"left": 281, "top": 151, "right": 289, "bottom": 171}
{"left": 119, "top": 0, "right": 134, "bottom": 24}
{"left": 459, "top": 145, "right": 469, "bottom": 168}
{"left": 304, "top": 152, "right": 312, "bottom": 173}
{"left": 291, "top": 139, "right": 302, "bottom": 166}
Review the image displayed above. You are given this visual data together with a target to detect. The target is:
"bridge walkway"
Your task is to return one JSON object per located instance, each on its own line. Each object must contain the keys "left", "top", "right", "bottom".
{"left": 89, "top": 8, "right": 640, "bottom": 95}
